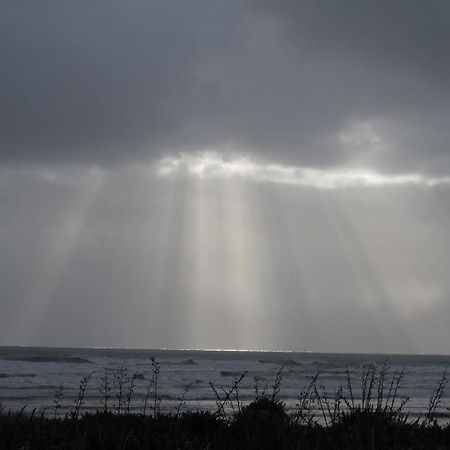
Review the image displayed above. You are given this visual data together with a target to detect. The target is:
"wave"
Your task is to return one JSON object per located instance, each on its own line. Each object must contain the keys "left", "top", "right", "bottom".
{"left": 0, "top": 373, "right": 36, "bottom": 378}
{"left": 219, "top": 370, "right": 267, "bottom": 380}
{"left": 259, "top": 359, "right": 302, "bottom": 367}
{"left": 0, "top": 384, "right": 59, "bottom": 390}
{"left": 4, "top": 356, "right": 92, "bottom": 364}
{"left": 163, "top": 358, "right": 197, "bottom": 366}
{"left": 220, "top": 370, "right": 245, "bottom": 377}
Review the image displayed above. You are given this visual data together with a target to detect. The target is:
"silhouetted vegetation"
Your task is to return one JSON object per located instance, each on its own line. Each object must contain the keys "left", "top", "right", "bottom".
{"left": 1, "top": 361, "right": 449, "bottom": 449}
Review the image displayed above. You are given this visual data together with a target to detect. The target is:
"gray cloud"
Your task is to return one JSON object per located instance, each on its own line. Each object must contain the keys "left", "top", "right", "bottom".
{"left": 1, "top": 1, "right": 450, "bottom": 173}
{"left": 257, "top": 1, "right": 450, "bottom": 77}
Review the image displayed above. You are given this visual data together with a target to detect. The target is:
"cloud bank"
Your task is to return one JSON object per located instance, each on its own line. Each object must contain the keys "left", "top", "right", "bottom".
{"left": 1, "top": 1, "right": 450, "bottom": 175}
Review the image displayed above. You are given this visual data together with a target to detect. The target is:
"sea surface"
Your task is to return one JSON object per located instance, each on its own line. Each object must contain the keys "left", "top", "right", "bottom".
{"left": 0, "top": 346, "right": 449, "bottom": 422}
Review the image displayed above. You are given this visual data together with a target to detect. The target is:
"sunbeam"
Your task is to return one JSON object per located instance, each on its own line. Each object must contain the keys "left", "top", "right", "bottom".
{"left": 2, "top": 156, "right": 450, "bottom": 352}
{"left": 14, "top": 168, "right": 105, "bottom": 343}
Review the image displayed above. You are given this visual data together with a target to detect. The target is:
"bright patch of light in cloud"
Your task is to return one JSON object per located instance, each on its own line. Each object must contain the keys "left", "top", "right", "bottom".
{"left": 157, "top": 152, "right": 450, "bottom": 189}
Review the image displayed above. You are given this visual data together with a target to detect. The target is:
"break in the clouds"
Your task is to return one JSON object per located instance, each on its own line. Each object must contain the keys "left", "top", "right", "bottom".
{"left": 1, "top": 0, "right": 450, "bottom": 175}
{"left": 157, "top": 152, "right": 450, "bottom": 189}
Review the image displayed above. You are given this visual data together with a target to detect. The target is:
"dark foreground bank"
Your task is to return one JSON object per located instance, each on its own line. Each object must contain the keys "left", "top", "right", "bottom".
{"left": 1, "top": 398, "right": 450, "bottom": 450}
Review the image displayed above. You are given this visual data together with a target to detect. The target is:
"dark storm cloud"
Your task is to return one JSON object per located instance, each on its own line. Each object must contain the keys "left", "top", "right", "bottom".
{"left": 256, "top": 1, "right": 450, "bottom": 78}
{"left": 253, "top": 0, "right": 450, "bottom": 173}
{"left": 1, "top": 1, "right": 450, "bottom": 172}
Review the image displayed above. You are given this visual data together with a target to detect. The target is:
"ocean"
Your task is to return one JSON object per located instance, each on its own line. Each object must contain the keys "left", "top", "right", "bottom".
{"left": 0, "top": 346, "right": 449, "bottom": 422}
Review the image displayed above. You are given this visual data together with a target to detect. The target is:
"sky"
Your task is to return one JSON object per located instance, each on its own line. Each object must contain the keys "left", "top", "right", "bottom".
{"left": 1, "top": 1, "right": 450, "bottom": 353}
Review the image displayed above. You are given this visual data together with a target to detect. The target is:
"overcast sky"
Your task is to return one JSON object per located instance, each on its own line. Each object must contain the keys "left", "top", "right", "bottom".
{"left": 1, "top": 1, "right": 450, "bottom": 353}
